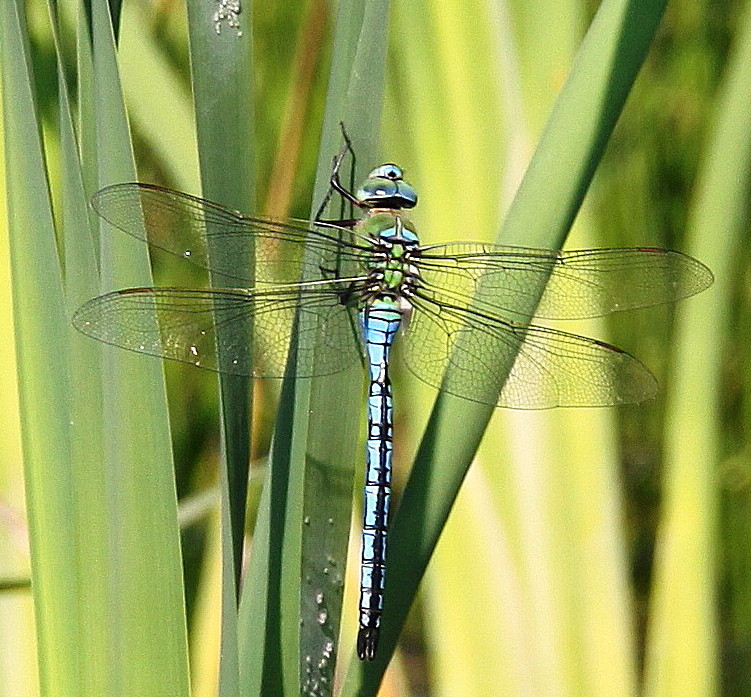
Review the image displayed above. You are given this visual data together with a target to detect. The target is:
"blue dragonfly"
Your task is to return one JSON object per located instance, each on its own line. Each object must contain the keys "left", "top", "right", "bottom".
{"left": 73, "top": 141, "right": 713, "bottom": 660}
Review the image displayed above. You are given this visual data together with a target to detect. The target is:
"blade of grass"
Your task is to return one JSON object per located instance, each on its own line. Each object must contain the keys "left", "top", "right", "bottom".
{"left": 119, "top": 3, "right": 199, "bottom": 193}
{"left": 384, "top": 0, "right": 508, "bottom": 686}
{"left": 56, "top": 8, "right": 112, "bottom": 694}
{"left": 0, "top": 79, "right": 38, "bottom": 697}
{"left": 295, "top": 0, "right": 392, "bottom": 681}
{"left": 238, "top": 1, "right": 392, "bottom": 693}
{"left": 297, "top": 0, "right": 397, "bottom": 683}
{"left": 410, "top": 1, "right": 638, "bottom": 694}
{"left": 0, "top": 2, "right": 78, "bottom": 694}
{"left": 644, "top": 2, "right": 751, "bottom": 694}
{"left": 184, "top": 3, "right": 255, "bottom": 695}
{"left": 387, "top": 3, "right": 632, "bottom": 695}
{"left": 262, "top": 0, "right": 329, "bottom": 220}
{"left": 78, "top": 4, "right": 190, "bottom": 695}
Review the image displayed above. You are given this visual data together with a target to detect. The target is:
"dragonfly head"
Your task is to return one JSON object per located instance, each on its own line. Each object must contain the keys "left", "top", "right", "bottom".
{"left": 356, "top": 164, "right": 418, "bottom": 210}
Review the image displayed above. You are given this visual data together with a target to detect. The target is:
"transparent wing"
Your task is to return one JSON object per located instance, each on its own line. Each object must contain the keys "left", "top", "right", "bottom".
{"left": 91, "top": 183, "right": 372, "bottom": 284}
{"left": 72, "top": 285, "right": 365, "bottom": 378}
{"left": 416, "top": 243, "right": 713, "bottom": 321}
{"left": 403, "top": 294, "right": 657, "bottom": 408}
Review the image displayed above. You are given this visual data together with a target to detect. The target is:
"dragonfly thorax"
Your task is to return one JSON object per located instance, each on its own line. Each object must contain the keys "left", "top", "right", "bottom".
{"left": 357, "top": 212, "right": 421, "bottom": 310}
{"left": 356, "top": 163, "right": 418, "bottom": 210}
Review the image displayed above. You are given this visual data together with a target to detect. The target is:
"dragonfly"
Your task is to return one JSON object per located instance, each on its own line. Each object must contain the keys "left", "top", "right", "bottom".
{"left": 73, "top": 139, "right": 713, "bottom": 661}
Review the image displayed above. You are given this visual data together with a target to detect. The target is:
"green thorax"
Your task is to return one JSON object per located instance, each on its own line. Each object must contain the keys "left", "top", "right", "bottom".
{"left": 356, "top": 210, "right": 420, "bottom": 305}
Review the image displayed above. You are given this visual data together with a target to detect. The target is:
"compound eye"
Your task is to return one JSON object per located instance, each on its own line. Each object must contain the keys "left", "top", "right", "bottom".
{"left": 368, "top": 163, "right": 403, "bottom": 180}
{"left": 384, "top": 164, "right": 402, "bottom": 180}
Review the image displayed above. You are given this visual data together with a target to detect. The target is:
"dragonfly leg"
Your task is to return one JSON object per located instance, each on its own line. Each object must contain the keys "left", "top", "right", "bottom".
{"left": 315, "top": 217, "right": 359, "bottom": 228}
{"left": 313, "top": 123, "right": 360, "bottom": 221}
{"left": 329, "top": 168, "right": 360, "bottom": 209}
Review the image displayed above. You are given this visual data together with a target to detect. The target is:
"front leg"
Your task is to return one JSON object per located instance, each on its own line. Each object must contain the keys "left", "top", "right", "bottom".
{"left": 329, "top": 168, "right": 361, "bottom": 208}
{"left": 314, "top": 123, "right": 363, "bottom": 221}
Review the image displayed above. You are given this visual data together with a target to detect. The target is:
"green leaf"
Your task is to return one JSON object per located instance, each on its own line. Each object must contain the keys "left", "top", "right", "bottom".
{"left": 644, "top": 2, "right": 751, "bottom": 694}
{"left": 238, "top": 1, "right": 392, "bottom": 694}
{"left": 184, "top": 2, "right": 255, "bottom": 695}
{"left": 77, "top": 4, "right": 190, "bottom": 696}
{"left": 1, "top": 1, "right": 191, "bottom": 695}
{"left": 1, "top": 2, "right": 78, "bottom": 694}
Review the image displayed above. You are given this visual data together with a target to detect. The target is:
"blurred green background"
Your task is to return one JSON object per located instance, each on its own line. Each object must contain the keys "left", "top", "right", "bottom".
{"left": 1, "top": 0, "right": 749, "bottom": 696}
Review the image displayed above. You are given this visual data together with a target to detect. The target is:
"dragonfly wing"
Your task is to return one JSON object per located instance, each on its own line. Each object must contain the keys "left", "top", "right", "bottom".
{"left": 404, "top": 296, "right": 657, "bottom": 408}
{"left": 72, "top": 286, "right": 364, "bottom": 378}
{"left": 417, "top": 243, "right": 713, "bottom": 321}
{"left": 92, "top": 183, "right": 372, "bottom": 284}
